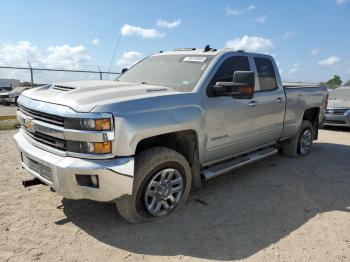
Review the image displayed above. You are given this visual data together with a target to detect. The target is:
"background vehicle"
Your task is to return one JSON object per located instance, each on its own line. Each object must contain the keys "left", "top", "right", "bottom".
{"left": 14, "top": 47, "right": 328, "bottom": 223}
{"left": 0, "top": 86, "right": 29, "bottom": 105}
{"left": 0, "top": 86, "right": 12, "bottom": 104}
{"left": 324, "top": 86, "right": 350, "bottom": 127}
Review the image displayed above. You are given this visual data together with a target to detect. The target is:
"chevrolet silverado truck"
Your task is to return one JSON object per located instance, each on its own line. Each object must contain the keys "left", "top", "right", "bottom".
{"left": 14, "top": 47, "right": 328, "bottom": 223}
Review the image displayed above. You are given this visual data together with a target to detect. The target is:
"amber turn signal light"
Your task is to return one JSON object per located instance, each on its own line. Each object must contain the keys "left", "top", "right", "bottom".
{"left": 95, "top": 118, "right": 111, "bottom": 131}
{"left": 94, "top": 141, "right": 112, "bottom": 154}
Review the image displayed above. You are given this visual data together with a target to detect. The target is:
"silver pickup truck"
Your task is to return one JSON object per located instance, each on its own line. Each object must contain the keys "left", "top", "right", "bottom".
{"left": 14, "top": 47, "right": 328, "bottom": 223}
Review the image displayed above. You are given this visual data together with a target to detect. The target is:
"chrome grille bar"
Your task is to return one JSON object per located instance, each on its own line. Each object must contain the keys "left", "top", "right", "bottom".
{"left": 19, "top": 105, "right": 64, "bottom": 126}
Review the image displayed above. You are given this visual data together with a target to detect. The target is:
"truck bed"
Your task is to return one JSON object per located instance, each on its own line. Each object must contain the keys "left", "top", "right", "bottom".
{"left": 282, "top": 84, "right": 328, "bottom": 138}
{"left": 283, "top": 82, "right": 323, "bottom": 88}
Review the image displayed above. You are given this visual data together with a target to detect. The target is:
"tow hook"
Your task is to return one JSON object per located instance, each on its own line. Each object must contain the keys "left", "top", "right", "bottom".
{"left": 22, "top": 178, "right": 46, "bottom": 188}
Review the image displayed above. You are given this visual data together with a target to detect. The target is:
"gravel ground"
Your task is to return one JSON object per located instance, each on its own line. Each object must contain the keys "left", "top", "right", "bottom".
{"left": 0, "top": 105, "right": 17, "bottom": 117}
{"left": 0, "top": 128, "right": 349, "bottom": 262}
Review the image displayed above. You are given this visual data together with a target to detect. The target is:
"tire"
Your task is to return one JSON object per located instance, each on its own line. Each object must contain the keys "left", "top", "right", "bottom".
{"left": 281, "top": 120, "right": 314, "bottom": 157}
{"left": 116, "top": 147, "right": 192, "bottom": 223}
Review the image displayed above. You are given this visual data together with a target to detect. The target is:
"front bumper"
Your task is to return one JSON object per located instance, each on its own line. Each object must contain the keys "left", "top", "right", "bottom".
{"left": 0, "top": 97, "right": 16, "bottom": 103}
{"left": 14, "top": 131, "right": 134, "bottom": 202}
{"left": 324, "top": 110, "right": 350, "bottom": 127}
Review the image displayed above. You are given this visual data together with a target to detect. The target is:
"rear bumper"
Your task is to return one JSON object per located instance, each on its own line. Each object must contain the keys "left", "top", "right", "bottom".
{"left": 324, "top": 110, "right": 350, "bottom": 127}
{"left": 14, "top": 131, "right": 134, "bottom": 202}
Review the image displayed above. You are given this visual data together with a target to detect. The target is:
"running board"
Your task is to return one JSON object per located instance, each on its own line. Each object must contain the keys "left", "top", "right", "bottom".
{"left": 201, "top": 147, "right": 278, "bottom": 181}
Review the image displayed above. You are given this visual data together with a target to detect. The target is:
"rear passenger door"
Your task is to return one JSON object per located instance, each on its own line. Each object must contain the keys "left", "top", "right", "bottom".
{"left": 249, "top": 56, "right": 285, "bottom": 145}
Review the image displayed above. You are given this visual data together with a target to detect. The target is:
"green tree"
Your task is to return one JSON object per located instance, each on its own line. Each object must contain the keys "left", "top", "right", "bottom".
{"left": 320, "top": 75, "right": 342, "bottom": 89}
{"left": 344, "top": 80, "right": 350, "bottom": 86}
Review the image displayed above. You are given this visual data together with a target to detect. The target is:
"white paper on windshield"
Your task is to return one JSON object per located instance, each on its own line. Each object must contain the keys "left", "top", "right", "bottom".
{"left": 183, "top": 56, "right": 207, "bottom": 63}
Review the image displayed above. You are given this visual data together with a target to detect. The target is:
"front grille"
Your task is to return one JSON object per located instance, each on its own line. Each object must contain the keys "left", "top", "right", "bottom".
{"left": 18, "top": 103, "right": 66, "bottom": 151}
{"left": 326, "top": 108, "right": 349, "bottom": 115}
{"left": 23, "top": 128, "right": 66, "bottom": 150}
{"left": 19, "top": 104, "right": 64, "bottom": 126}
{"left": 0, "top": 94, "right": 9, "bottom": 98}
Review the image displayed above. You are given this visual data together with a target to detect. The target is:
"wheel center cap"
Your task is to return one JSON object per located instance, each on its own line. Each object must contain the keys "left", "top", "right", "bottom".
{"left": 159, "top": 185, "right": 171, "bottom": 199}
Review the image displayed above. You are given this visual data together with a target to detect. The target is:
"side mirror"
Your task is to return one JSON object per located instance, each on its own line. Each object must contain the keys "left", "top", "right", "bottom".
{"left": 212, "top": 71, "right": 255, "bottom": 99}
{"left": 121, "top": 68, "right": 128, "bottom": 74}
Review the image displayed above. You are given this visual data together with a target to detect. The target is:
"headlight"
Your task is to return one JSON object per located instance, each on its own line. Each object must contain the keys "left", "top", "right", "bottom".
{"left": 65, "top": 117, "right": 112, "bottom": 131}
{"left": 67, "top": 141, "right": 112, "bottom": 154}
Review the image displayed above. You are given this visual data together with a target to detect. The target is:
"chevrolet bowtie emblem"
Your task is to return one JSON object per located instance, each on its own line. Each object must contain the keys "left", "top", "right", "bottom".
{"left": 24, "top": 118, "right": 34, "bottom": 130}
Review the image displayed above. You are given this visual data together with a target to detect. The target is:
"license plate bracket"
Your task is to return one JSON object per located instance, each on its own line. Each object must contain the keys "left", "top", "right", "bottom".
{"left": 24, "top": 156, "right": 53, "bottom": 182}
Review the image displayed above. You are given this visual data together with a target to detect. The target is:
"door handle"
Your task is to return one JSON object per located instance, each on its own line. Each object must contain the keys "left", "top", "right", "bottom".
{"left": 276, "top": 97, "right": 284, "bottom": 103}
{"left": 248, "top": 101, "right": 258, "bottom": 107}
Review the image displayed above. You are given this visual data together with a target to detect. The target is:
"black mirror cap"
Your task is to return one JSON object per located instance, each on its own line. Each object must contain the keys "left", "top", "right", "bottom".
{"left": 232, "top": 71, "right": 255, "bottom": 99}
{"left": 121, "top": 68, "right": 128, "bottom": 74}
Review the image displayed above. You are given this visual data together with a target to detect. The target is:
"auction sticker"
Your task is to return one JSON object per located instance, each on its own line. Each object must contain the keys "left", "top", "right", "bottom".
{"left": 183, "top": 56, "right": 207, "bottom": 63}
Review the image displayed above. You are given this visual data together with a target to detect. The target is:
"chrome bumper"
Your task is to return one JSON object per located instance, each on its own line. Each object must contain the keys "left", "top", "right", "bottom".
{"left": 14, "top": 131, "right": 134, "bottom": 202}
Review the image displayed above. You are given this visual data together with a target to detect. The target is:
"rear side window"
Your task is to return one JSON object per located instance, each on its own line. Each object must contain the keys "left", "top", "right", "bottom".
{"left": 254, "top": 57, "right": 277, "bottom": 91}
{"left": 210, "top": 56, "right": 250, "bottom": 85}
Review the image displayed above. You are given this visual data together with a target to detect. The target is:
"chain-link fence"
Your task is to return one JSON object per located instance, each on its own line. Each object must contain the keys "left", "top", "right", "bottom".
{"left": 0, "top": 61, "right": 121, "bottom": 88}
{"left": 0, "top": 61, "right": 121, "bottom": 120}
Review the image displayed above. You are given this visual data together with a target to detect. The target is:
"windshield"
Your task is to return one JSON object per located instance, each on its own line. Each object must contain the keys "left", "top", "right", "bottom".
{"left": 117, "top": 54, "right": 214, "bottom": 92}
{"left": 0, "top": 86, "right": 12, "bottom": 92}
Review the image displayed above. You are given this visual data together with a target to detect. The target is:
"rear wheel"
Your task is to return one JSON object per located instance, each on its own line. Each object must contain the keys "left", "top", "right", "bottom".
{"left": 298, "top": 128, "right": 313, "bottom": 155}
{"left": 282, "top": 120, "right": 314, "bottom": 157}
{"left": 116, "top": 147, "right": 192, "bottom": 223}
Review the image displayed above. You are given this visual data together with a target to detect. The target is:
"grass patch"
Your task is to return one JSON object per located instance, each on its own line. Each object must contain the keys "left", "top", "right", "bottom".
{"left": 0, "top": 120, "right": 19, "bottom": 130}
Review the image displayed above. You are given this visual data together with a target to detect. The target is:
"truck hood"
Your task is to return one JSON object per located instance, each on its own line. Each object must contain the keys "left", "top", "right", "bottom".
{"left": 21, "top": 80, "right": 179, "bottom": 112}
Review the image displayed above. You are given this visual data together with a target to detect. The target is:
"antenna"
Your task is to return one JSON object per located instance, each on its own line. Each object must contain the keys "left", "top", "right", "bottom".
{"left": 204, "top": 44, "right": 210, "bottom": 52}
{"left": 106, "top": 33, "right": 122, "bottom": 80}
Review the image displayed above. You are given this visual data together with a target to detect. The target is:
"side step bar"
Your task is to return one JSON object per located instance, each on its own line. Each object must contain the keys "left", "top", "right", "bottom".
{"left": 201, "top": 147, "right": 278, "bottom": 181}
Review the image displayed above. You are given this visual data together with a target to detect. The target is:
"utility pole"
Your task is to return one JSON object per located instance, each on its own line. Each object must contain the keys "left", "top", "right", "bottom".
{"left": 98, "top": 66, "right": 102, "bottom": 80}
{"left": 28, "top": 61, "right": 33, "bottom": 88}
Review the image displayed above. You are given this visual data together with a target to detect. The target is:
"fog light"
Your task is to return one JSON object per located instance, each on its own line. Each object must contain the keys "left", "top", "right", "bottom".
{"left": 91, "top": 175, "right": 98, "bottom": 186}
{"left": 76, "top": 175, "right": 99, "bottom": 188}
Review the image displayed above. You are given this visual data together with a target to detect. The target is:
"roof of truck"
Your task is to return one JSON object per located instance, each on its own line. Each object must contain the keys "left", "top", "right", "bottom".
{"left": 153, "top": 48, "right": 272, "bottom": 58}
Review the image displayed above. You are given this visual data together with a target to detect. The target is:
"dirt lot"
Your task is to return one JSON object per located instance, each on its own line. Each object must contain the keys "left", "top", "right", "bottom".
{"left": 0, "top": 105, "right": 17, "bottom": 117}
{"left": 0, "top": 128, "right": 349, "bottom": 262}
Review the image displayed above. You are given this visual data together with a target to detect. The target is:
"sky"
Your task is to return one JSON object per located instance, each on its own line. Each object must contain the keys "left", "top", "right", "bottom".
{"left": 0, "top": 0, "right": 349, "bottom": 83}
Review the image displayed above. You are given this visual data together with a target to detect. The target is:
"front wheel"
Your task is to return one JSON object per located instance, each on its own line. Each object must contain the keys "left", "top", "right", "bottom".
{"left": 298, "top": 127, "right": 313, "bottom": 155}
{"left": 116, "top": 147, "right": 192, "bottom": 223}
{"left": 281, "top": 120, "right": 314, "bottom": 157}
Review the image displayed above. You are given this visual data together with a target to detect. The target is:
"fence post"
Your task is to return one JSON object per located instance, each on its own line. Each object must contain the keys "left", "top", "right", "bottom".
{"left": 98, "top": 66, "right": 102, "bottom": 80}
{"left": 28, "top": 61, "right": 33, "bottom": 88}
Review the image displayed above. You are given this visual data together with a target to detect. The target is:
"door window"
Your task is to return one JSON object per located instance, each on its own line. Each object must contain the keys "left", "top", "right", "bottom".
{"left": 207, "top": 56, "right": 250, "bottom": 96}
{"left": 210, "top": 56, "right": 250, "bottom": 84}
{"left": 254, "top": 57, "right": 277, "bottom": 91}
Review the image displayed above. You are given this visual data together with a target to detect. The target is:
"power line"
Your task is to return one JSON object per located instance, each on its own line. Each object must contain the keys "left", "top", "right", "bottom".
{"left": 106, "top": 33, "right": 122, "bottom": 80}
